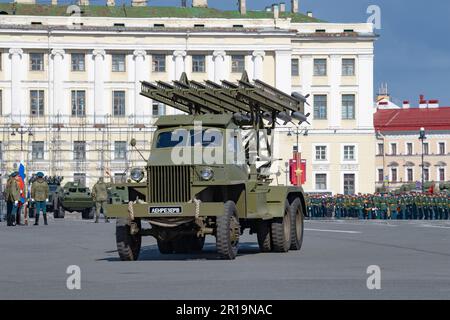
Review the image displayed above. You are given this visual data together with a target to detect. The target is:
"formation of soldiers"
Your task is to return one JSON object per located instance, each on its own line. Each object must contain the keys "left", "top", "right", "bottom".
{"left": 307, "top": 192, "right": 450, "bottom": 220}
{"left": 2, "top": 172, "right": 110, "bottom": 225}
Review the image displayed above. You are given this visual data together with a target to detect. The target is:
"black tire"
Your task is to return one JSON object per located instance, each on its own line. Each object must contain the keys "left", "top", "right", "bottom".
{"left": 257, "top": 220, "right": 272, "bottom": 252}
{"left": 116, "top": 218, "right": 141, "bottom": 261}
{"left": 157, "top": 240, "right": 174, "bottom": 254}
{"left": 190, "top": 236, "right": 205, "bottom": 252}
{"left": 89, "top": 207, "right": 95, "bottom": 219}
{"left": 81, "top": 210, "right": 89, "bottom": 220}
{"left": 271, "top": 200, "right": 291, "bottom": 252}
{"left": 173, "top": 237, "right": 190, "bottom": 254}
{"left": 289, "top": 198, "right": 304, "bottom": 251}
{"left": 216, "top": 201, "right": 240, "bottom": 260}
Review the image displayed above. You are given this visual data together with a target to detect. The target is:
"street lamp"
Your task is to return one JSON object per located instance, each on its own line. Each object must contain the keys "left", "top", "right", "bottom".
{"left": 287, "top": 126, "right": 308, "bottom": 186}
{"left": 11, "top": 126, "right": 33, "bottom": 151}
{"left": 419, "top": 127, "right": 426, "bottom": 193}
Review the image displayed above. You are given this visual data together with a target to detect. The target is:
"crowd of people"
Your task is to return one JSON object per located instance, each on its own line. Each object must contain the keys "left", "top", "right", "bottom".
{"left": 307, "top": 192, "right": 450, "bottom": 220}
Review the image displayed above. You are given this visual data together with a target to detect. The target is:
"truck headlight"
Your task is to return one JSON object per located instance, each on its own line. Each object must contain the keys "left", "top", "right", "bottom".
{"left": 130, "top": 168, "right": 144, "bottom": 182}
{"left": 200, "top": 167, "right": 214, "bottom": 181}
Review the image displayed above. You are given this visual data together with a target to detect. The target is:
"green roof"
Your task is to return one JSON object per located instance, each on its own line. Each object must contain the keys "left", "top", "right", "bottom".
{"left": 0, "top": 4, "right": 321, "bottom": 23}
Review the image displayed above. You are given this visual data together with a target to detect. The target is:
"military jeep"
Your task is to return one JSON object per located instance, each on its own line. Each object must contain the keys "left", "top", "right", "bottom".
{"left": 54, "top": 182, "right": 95, "bottom": 219}
{"left": 106, "top": 72, "right": 309, "bottom": 260}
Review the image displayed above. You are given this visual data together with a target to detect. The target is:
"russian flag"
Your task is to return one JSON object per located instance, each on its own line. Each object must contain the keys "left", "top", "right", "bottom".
{"left": 18, "top": 162, "right": 26, "bottom": 203}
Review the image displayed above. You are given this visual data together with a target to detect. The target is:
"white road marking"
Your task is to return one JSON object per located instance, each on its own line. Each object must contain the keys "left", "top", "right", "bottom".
{"left": 305, "top": 228, "right": 362, "bottom": 234}
{"left": 420, "top": 224, "right": 450, "bottom": 229}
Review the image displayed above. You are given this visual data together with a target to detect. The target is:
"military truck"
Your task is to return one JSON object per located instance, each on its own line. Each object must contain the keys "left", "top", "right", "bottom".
{"left": 106, "top": 72, "right": 309, "bottom": 260}
{"left": 54, "top": 182, "right": 96, "bottom": 219}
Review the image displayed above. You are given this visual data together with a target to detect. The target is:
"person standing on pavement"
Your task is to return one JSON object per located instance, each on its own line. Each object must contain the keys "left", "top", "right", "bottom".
{"left": 31, "top": 172, "right": 49, "bottom": 226}
{"left": 92, "top": 177, "right": 110, "bottom": 223}
{"left": 6, "top": 172, "right": 21, "bottom": 226}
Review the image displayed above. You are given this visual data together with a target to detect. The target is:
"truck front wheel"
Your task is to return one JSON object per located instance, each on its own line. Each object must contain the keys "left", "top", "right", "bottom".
{"left": 271, "top": 200, "right": 291, "bottom": 252}
{"left": 216, "top": 201, "right": 240, "bottom": 260}
{"left": 157, "top": 240, "right": 174, "bottom": 254}
{"left": 289, "top": 198, "right": 304, "bottom": 251}
{"left": 116, "top": 218, "right": 142, "bottom": 261}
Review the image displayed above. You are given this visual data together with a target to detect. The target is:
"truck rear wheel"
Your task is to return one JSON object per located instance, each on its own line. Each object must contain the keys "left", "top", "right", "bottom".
{"left": 216, "top": 201, "right": 240, "bottom": 260}
{"left": 271, "top": 200, "right": 291, "bottom": 252}
{"left": 116, "top": 218, "right": 141, "bottom": 261}
{"left": 157, "top": 240, "right": 174, "bottom": 254}
{"left": 257, "top": 221, "right": 272, "bottom": 252}
{"left": 289, "top": 198, "right": 304, "bottom": 251}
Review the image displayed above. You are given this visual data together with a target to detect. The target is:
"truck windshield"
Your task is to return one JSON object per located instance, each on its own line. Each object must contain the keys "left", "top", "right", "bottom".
{"left": 156, "top": 129, "right": 223, "bottom": 148}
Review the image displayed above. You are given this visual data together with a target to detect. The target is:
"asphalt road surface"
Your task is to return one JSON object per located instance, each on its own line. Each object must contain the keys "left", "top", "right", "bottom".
{"left": 1, "top": 214, "right": 450, "bottom": 300}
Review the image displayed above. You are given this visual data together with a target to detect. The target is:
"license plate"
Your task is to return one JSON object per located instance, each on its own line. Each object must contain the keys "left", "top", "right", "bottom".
{"left": 149, "top": 206, "right": 182, "bottom": 215}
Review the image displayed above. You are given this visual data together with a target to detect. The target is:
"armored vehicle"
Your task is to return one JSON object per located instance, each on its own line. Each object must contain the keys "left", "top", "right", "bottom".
{"left": 28, "top": 176, "right": 64, "bottom": 219}
{"left": 106, "top": 72, "right": 309, "bottom": 260}
{"left": 55, "top": 182, "right": 95, "bottom": 219}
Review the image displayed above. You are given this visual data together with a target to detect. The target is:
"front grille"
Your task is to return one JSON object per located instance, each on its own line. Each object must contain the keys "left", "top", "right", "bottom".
{"left": 149, "top": 166, "right": 192, "bottom": 203}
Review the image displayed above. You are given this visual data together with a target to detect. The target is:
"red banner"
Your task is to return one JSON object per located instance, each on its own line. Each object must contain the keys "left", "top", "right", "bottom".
{"left": 289, "top": 157, "right": 306, "bottom": 186}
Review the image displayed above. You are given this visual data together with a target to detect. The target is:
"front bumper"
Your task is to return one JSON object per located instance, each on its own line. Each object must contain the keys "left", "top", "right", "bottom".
{"left": 105, "top": 202, "right": 225, "bottom": 218}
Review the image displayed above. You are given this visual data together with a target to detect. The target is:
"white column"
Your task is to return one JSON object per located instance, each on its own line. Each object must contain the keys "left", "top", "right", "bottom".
{"left": 51, "top": 49, "right": 65, "bottom": 121}
{"left": 92, "top": 49, "right": 106, "bottom": 123}
{"left": 133, "top": 50, "right": 147, "bottom": 117}
{"left": 329, "top": 54, "right": 341, "bottom": 129}
{"left": 300, "top": 55, "right": 313, "bottom": 126}
{"left": 173, "top": 50, "right": 186, "bottom": 80}
{"left": 358, "top": 54, "right": 374, "bottom": 129}
{"left": 213, "top": 50, "right": 226, "bottom": 83}
{"left": 275, "top": 50, "right": 292, "bottom": 93}
{"left": 252, "top": 50, "right": 265, "bottom": 80}
{"left": 8, "top": 48, "right": 23, "bottom": 124}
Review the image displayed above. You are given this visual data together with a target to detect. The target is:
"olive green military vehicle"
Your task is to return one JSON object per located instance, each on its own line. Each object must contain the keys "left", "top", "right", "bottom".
{"left": 106, "top": 72, "right": 309, "bottom": 260}
{"left": 55, "top": 181, "right": 95, "bottom": 219}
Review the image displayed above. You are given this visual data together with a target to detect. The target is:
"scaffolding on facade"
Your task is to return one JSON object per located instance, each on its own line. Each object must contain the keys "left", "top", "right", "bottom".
{"left": 0, "top": 113, "right": 155, "bottom": 187}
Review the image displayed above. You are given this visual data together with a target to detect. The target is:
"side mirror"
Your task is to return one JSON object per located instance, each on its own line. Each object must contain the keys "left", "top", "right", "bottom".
{"left": 130, "top": 138, "right": 137, "bottom": 147}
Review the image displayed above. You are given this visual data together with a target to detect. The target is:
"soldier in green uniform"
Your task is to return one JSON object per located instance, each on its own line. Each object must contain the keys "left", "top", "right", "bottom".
{"left": 379, "top": 194, "right": 388, "bottom": 219}
{"left": 415, "top": 194, "right": 424, "bottom": 219}
{"left": 5, "top": 172, "right": 21, "bottom": 226}
{"left": 31, "top": 172, "right": 50, "bottom": 226}
{"left": 355, "top": 194, "right": 364, "bottom": 219}
{"left": 387, "top": 194, "right": 398, "bottom": 220}
{"left": 335, "top": 195, "right": 343, "bottom": 219}
{"left": 92, "top": 177, "right": 110, "bottom": 223}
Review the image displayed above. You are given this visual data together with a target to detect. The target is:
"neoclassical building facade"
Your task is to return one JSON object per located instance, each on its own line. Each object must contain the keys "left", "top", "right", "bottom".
{"left": 0, "top": 4, "right": 376, "bottom": 193}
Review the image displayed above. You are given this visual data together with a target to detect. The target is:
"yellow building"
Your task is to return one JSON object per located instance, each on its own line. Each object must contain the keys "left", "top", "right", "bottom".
{"left": 0, "top": 1, "right": 377, "bottom": 193}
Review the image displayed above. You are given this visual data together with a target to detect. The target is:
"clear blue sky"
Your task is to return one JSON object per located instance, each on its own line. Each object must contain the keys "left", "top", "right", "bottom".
{"left": 6, "top": 0, "right": 450, "bottom": 105}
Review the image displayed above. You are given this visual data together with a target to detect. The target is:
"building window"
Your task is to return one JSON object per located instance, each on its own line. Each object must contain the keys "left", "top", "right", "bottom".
{"left": 114, "top": 141, "right": 127, "bottom": 160}
{"left": 378, "top": 169, "right": 384, "bottom": 182}
{"left": 73, "top": 141, "right": 86, "bottom": 161}
{"left": 343, "top": 145, "right": 355, "bottom": 161}
{"left": 315, "top": 174, "right": 327, "bottom": 190}
{"left": 291, "top": 58, "right": 299, "bottom": 76}
{"left": 313, "top": 59, "right": 327, "bottom": 76}
{"left": 113, "top": 91, "right": 125, "bottom": 117}
{"left": 114, "top": 173, "right": 127, "bottom": 183}
{"left": 71, "top": 53, "right": 85, "bottom": 71}
{"left": 406, "top": 143, "right": 413, "bottom": 155}
{"left": 439, "top": 142, "right": 446, "bottom": 155}
{"left": 152, "top": 54, "right": 166, "bottom": 72}
{"left": 71, "top": 90, "right": 86, "bottom": 117}
{"left": 313, "top": 95, "right": 327, "bottom": 119}
{"left": 342, "top": 58, "right": 355, "bottom": 76}
{"left": 407, "top": 168, "right": 413, "bottom": 182}
{"left": 152, "top": 101, "right": 165, "bottom": 117}
{"left": 424, "top": 168, "right": 429, "bottom": 182}
{"left": 439, "top": 168, "right": 445, "bottom": 182}
{"left": 32, "top": 141, "right": 44, "bottom": 160}
{"left": 30, "top": 90, "right": 44, "bottom": 117}
{"left": 423, "top": 143, "right": 429, "bottom": 155}
{"left": 231, "top": 55, "right": 245, "bottom": 73}
{"left": 30, "top": 53, "right": 44, "bottom": 71}
{"left": 342, "top": 94, "right": 355, "bottom": 120}
{"left": 192, "top": 55, "right": 206, "bottom": 73}
{"left": 391, "top": 168, "right": 398, "bottom": 182}
{"left": 390, "top": 143, "right": 397, "bottom": 156}
{"left": 343, "top": 174, "right": 355, "bottom": 195}
{"left": 112, "top": 54, "right": 126, "bottom": 72}
{"left": 315, "top": 146, "right": 327, "bottom": 161}
{"left": 73, "top": 173, "right": 86, "bottom": 186}
{"left": 378, "top": 143, "right": 384, "bottom": 156}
